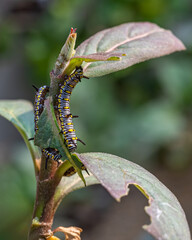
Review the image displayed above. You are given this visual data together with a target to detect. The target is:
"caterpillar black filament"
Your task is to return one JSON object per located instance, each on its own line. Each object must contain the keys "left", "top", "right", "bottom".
{"left": 57, "top": 66, "right": 87, "bottom": 151}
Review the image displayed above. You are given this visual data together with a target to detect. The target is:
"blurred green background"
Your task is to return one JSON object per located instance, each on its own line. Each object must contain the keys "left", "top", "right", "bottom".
{"left": 0, "top": 0, "right": 191, "bottom": 239}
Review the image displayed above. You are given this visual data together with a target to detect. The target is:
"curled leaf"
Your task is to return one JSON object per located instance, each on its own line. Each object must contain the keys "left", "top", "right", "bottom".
{"left": 75, "top": 22, "right": 186, "bottom": 77}
{"left": 53, "top": 226, "right": 82, "bottom": 240}
{"left": 54, "top": 28, "right": 77, "bottom": 76}
{"left": 63, "top": 52, "right": 124, "bottom": 76}
{"left": 72, "top": 52, "right": 124, "bottom": 61}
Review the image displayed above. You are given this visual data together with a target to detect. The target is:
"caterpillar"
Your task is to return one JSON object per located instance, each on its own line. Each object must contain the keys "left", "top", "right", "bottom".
{"left": 57, "top": 66, "right": 88, "bottom": 152}
{"left": 63, "top": 166, "right": 76, "bottom": 177}
{"left": 63, "top": 165, "right": 88, "bottom": 177}
{"left": 33, "top": 85, "right": 49, "bottom": 133}
{"left": 42, "top": 148, "right": 62, "bottom": 169}
{"left": 42, "top": 148, "right": 87, "bottom": 176}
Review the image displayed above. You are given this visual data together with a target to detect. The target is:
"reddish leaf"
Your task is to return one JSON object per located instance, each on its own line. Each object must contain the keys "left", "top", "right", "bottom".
{"left": 75, "top": 22, "right": 185, "bottom": 77}
{"left": 75, "top": 152, "right": 191, "bottom": 240}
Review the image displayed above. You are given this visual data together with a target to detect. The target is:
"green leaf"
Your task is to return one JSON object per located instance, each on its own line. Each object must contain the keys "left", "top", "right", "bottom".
{"left": 75, "top": 22, "right": 186, "bottom": 77}
{"left": 74, "top": 152, "right": 191, "bottom": 240}
{"left": 34, "top": 99, "right": 64, "bottom": 152}
{"left": 0, "top": 100, "right": 40, "bottom": 170}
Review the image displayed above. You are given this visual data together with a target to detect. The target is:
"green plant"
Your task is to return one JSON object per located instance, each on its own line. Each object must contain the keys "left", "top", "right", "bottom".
{"left": 0, "top": 22, "right": 190, "bottom": 240}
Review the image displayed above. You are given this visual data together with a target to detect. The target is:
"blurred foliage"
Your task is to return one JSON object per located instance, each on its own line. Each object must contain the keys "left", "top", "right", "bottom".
{"left": 0, "top": 0, "right": 192, "bottom": 239}
{"left": 0, "top": 144, "right": 35, "bottom": 240}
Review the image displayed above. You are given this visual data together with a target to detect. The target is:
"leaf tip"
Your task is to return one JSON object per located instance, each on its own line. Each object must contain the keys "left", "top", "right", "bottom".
{"left": 71, "top": 27, "right": 77, "bottom": 34}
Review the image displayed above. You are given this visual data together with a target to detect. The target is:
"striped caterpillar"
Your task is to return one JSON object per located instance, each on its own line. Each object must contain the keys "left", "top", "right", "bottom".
{"left": 57, "top": 66, "right": 88, "bottom": 152}
{"left": 33, "top": 85, "right": 49, "bottom": 133}
{"left": 63, "top": 165, "right": 87, "bottom": 177}
{"left": 42, "top": 148, "right": 61, "bottom": 169}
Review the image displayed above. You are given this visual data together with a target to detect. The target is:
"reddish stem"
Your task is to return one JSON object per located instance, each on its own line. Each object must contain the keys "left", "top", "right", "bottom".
{"left": 28, "top": 155, "right": 62, "bottom": 240}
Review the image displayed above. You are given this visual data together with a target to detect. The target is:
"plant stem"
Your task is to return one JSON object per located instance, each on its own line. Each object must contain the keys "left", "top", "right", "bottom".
{"left": 28, "top": 29, "right": 78, "bottom": 240}
{"left": 28, "top": 154, "right": 62, "bottom": 240}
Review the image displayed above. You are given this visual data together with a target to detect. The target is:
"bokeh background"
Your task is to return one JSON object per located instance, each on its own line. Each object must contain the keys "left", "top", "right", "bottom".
{"left": 0, "top": 0, "right": 192, "bottom": 239}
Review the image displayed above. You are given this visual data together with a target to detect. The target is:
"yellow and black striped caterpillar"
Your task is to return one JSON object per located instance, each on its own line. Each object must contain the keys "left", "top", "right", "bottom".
{"left": 33, "top": 85, "right": 49, "bottom": 133}
{"left": 42, "top": 148, "right": 62, "bottom": 168}
{"left": 57, "top": 66, "right": 88, "bottom": 152}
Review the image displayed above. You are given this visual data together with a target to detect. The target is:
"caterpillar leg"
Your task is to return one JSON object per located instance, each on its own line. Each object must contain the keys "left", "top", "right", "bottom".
{"left": 65, "top": 114, "right": 72, "bottom": 118}
{"left": 83, "top": 75, "right": 89, "bottom": 79}
{"left": 77, "top": 75, "right": 89, "bottom": 82}
{"left": 72, "top": 115, "right": 79, "bottom": 118}
{"left": 28, "top": 137, "right": 34, "bottom": 141}
{"left": 77, "top": 138, "right": 86, "bottom": 145}
{"left": 65, "top": 114, "right": 79, "bottom": 118}
{"left": 81, "top": 164, "right": 89, "bottom": 175}
{"left": 84, "top": 167, "right": 89, "bottom": 175}
{"left": 45, "top": 157, "right": 48, "bottom": 169}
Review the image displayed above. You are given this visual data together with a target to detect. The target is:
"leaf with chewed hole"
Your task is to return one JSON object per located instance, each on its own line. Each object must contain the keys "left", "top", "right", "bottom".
{"left": 75, "top": 22, "right": 186, "bottom": 77}
{"left": 71, "top": 152, "right": 191, "bottom": 240}
{"left": 0, "top": 100, "right": 40, "bottom": 173}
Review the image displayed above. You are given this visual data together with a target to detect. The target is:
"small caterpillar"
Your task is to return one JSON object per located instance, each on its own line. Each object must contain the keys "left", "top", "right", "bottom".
{"left": 42, "top": 148, "right": 62, "bottom": 168}
{"left": 33, "top": 85, "right": 49, "bottom": 133}
{"left": 63, "top": 165, "right": 88, "bottom": 177}
{"left": 42, "top": 148, "right": 87, "bottom": 176}
{"left": 57, "top": 66, "right": 87, "bottom": 151}
{"left": 63, "top": 166, "right": 76, "bottom": 177}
